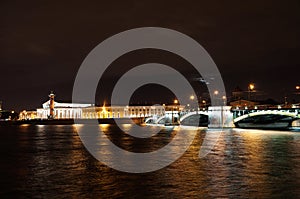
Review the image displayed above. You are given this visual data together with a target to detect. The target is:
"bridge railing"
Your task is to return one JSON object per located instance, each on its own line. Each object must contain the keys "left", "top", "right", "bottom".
{"left": 232, "top": 108, "right": 300, "bottom": 119}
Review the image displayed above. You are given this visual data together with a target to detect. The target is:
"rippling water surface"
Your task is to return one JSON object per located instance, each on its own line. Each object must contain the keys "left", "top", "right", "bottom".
{"left": 1, "top": 124, "right": 300, "bottom": 198}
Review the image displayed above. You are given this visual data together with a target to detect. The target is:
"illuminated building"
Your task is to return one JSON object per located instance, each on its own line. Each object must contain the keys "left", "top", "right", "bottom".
{"left": 81, "top": 105, "right": 167, "bottom": 119}
{"left": 36, "top": 100, "right": 92, "bottom": 119}
{"left": 35, "top": 102, "right": 168, "bottom": 119}
{"left": 36, "top": 101, "right": 166, "bottom": 119}
{"left": 19, "top": 92, "right": 181, "bottom": 120}
{"left": 19, "top": 110, "right": 37, "bottom": 120}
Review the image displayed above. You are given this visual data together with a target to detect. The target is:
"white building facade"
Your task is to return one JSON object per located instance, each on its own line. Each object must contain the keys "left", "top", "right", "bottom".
{"left": 35, "top": 100, "right": 167, "bottom": 119}
{"left": 36, "top": 100, "right": 93, "bottom": 119}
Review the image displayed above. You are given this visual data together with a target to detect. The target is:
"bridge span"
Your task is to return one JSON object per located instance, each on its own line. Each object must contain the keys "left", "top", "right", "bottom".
{"left": 146, "top": 106, "right": 300, "bottom": 129}
{"left": 232, "top": 108, "right": 300, "bottom": 129}
{"left": 179, "top": 111, "right": 208, "bottom": 126}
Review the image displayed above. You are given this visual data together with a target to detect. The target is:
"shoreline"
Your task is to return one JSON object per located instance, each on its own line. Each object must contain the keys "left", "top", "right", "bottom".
{"left": 0, "top": 118, "right": 145, "bottom": 125}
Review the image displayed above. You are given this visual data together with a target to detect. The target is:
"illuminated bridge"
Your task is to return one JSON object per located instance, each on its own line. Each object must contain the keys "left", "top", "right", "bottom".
{"left": 179, "top": 111, "right": 208, "bottom": 126}
{"left": 145, "top": 111, "right": 209, "bottom": 126}
{"left": 232, "top": 108, "right": 300, "bottom": 129}
{"left": 145, "top": 106, "right": 300, "bottom": 129}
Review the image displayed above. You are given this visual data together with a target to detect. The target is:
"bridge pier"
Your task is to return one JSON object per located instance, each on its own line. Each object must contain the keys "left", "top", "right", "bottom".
{"left": 292, "top": 119, "right": 300, "bottom": 127}
{"left": 208, "top": 106, "right": 234, "bottom": 128}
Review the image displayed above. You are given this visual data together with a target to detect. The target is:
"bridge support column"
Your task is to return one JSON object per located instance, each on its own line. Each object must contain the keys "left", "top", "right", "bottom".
{"left": 208, "top": 106, "right": 234, "bottom": 128}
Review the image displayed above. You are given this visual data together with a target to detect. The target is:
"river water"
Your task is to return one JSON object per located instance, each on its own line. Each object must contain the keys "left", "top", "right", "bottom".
{"left": 1, "top": 124, "right": 300, "bottom": 198}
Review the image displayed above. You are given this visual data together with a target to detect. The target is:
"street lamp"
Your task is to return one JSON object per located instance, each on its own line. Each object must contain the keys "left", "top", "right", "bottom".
{"left": 189, "top": 94, "right": 200, "bottom": 114}
{"left": 202, "top": 100, "right": 206, "bottom": 110}
{"left": 295, "top": 86, "right": 300, "bottom": 103}
{"left": 222, "top": 96, "right": 227, "bottom": 106}
{"left": 214, "top": 90, "right": 219, "bottom": 95}
{"left": 248, "top": 83, "right": 255, "bottom": 101}
{"left": 212, "top": 90, "right": 220, "bottom": 106}
{"left": 249, "top": 83, "right": 255, "bottom": 91}
{"left": 172, "top": 99, "right": 178, "bottom": 124}
{"left": 189, "top": 95, "right": 195, "bottom": 111}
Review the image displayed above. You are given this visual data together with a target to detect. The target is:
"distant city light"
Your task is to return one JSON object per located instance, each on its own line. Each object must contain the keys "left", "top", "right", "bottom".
{"left": 249, "top": 83, "right": 255, "bottom": 91}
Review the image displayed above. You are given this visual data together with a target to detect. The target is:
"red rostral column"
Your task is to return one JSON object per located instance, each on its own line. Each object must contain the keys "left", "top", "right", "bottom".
{"left": 49, "top": 91, "right": 55, "bottom": 119}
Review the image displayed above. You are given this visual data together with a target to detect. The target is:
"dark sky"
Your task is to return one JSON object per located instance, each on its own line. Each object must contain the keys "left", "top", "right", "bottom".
{"left": 1, "top": 0, "right": 300, "bottom": 111}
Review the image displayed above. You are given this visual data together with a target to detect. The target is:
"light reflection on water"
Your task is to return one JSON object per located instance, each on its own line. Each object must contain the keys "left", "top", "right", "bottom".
{"left": 0, "top": 125, "right": 300, "bottom": 198}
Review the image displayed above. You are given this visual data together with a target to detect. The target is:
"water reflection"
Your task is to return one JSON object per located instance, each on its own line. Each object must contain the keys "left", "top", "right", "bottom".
{"left": 0, "top": 125, "right": 300, "bottom": 197}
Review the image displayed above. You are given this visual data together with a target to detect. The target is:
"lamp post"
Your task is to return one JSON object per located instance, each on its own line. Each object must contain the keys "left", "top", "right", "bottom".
{"left": 213, "top": 90, "right": 224, "bottom": 126}
{"left": 190, "top": 94, "right": 200, "bottom": 114}
{"left": 190, "top": 95, "right": 195, "bottom": 112}
{"left": 296, "top": 86, "right": 300, "bottom": 103}
{"left": 222, "top": 96, "right": 227, "bottom": 106}
{"left": 172, "top": 99, "right": 178, "bottom": 124}
{"left": 213, "top": 90, "right": 219, "bottom": 106}
{"left": 248, "top": 83, "right": 255, "bottom": 101}
{"left": 202, "top": 100, "right": 206, "bottom": 110}
{"left": 284, "top": 97, "right": 288, "bottom": 107}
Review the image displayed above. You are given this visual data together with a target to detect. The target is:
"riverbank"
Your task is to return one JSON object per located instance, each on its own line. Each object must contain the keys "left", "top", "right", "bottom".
{"left": 0, "top": 117, "right": 145, "bottom": 126}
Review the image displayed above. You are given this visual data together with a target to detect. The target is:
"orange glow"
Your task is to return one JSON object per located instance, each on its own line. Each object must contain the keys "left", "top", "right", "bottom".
{"left": 249, "top": 83, "right": 255, "bottom": 91}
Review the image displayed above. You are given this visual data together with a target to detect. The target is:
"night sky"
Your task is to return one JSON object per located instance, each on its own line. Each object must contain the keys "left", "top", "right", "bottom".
{"left": 1, "top": 0, "right": 300, "bottom": 111}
